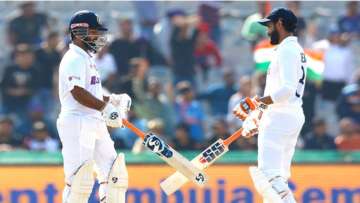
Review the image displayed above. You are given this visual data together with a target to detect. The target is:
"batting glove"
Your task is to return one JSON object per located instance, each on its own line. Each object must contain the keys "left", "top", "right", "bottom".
{"left": 102, "top": 103, "right": 124, "bottom": 128}
{"left": 233, "top": 96, "right": 260, "bottom": 121}
{"left": 241, "top": 116, "right": 260, "bottom": 138}
{"left": 109, "top": 93, "right": 132, "bottom": 111}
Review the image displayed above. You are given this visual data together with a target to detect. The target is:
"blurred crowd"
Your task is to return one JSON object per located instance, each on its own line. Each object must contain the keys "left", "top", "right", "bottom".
{"left": 0, "top": 1, "right": 359, "bottom": 153}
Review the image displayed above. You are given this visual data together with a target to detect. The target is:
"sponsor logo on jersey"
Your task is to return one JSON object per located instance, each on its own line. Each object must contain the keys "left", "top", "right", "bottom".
{"left": 90, "top": 76, "right": 100, "bottom": 85}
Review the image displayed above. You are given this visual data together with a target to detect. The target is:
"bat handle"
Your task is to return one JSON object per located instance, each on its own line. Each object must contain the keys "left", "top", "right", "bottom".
{"left": 223, "top": 128, "right": 243, "bottom": 146}
{"left": 224, "top": 106, "right": 264, "bottom": 146}
{"left": 122, "top": 119, "right": 145, "bottom": 139}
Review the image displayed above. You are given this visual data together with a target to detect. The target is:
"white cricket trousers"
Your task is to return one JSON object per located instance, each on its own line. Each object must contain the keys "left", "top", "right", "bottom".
{"left": 257, "top": 107, "right": 305, "bottom": 180}
{"left": 57, "top": 114, "right": 117, "bottom": 184}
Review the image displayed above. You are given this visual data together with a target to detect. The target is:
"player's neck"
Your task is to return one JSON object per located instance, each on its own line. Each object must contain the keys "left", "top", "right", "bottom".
{"left": 73, "top": 41, "right": 92, "bottom": 55}
{"left": 279, "top": 33, "right": 294, "bottom": 44}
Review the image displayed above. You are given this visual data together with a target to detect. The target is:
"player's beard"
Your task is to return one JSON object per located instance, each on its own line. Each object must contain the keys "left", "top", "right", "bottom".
{"left": 269, "top": 28, "right": 280, "bottom": 45}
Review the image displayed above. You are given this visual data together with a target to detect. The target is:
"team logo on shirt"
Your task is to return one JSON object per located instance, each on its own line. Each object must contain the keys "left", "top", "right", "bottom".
{"left": 90, "top": 76, "right": 100, "bottom": 85}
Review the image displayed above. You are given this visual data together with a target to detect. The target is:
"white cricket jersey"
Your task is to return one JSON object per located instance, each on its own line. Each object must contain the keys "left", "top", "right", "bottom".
{"left": 58, "top": 44, "right": 103, "bottom": 119}
{"left": 264, "top": 36, "right": 307, "bottom": 111}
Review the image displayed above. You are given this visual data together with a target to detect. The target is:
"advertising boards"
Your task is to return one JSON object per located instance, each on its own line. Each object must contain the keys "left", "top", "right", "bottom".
{"left": 0, "top": 165, "right": 359, "bottom": 203}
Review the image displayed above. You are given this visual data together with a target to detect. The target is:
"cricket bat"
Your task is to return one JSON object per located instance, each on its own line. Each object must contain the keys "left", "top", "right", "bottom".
{"left": 160, "top": 106, "right": 265, "bottom": 195}
{"left": 122, "top": 119, "right": 208, "bottom": 187}
{"left": 160, "top": 127, "right": 243, "bottom": 195}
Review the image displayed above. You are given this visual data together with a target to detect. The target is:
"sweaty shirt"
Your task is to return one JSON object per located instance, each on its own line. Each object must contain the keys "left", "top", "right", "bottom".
{"left": 264, "top": 36, "right": 307, "bottom": 111}
{"left": 58, "top": 44, "right": 103, "bottom": 118}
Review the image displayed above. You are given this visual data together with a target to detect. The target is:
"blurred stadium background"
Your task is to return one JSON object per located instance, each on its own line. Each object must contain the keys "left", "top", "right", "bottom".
{"left": 0, "top": 1, "right": 359, "bottom": 203}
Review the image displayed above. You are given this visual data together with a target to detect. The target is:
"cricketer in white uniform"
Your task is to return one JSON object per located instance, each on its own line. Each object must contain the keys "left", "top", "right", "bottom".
{"left": 234, "top": 8, "right": 306, "bottom": 203}
{"left": 57, "top": 10, "right": 131, "bottom": 203}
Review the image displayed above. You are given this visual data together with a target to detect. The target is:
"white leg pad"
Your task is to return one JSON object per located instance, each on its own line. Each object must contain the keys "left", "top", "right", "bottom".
{"left": 249, "top": 166, "right": 285, "bottom": 203}
{"left": 62, "top": 185, "right": 71, "bottom": 203}
{"left": 270, "top": 176, "right": 296, "bottom": 203}
{"left": 100, "top": 153, "right": 128, "bottom": 203}
{"left": 65, "top": 160, "right": 95, "bottom": 203}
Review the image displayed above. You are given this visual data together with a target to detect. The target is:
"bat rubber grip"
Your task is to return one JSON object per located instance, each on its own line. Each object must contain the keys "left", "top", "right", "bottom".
{"left": 223, "top": 128, "right": 243, "bottom": 146}
{"left": 122, "top": 119, "right": 145, "bottom": 139}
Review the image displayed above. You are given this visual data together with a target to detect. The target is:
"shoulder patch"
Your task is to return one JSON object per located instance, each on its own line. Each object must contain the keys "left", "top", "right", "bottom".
{"left": 69, "top": 76, "right": 81, "bottom": 81}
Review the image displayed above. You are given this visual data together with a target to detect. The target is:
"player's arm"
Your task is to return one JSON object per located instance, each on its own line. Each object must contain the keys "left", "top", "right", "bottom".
{"left": 103, "top": 96, "right": 109, "bottom": 102}
{"left": 71, "top": 86, "right": 124, "bottom": 127}
{"left": 267, "top": 48, "right": 299, "bottom": 104}
{"left": 258, "top": 96, "right": 273, "bottom": 105}
{"left": 65, "top": 58, "right": 110, "bottom": 111}
{"left": 234, "top": 48, "right": 299, "bottom": 120}
{"left": 258, "top": 48, "right": 299, "bottom": 105}
{"left": 65, "top": 58, "right": 123, "bottom": 127}
{"left": 71, "top": 86, "right": 106, "bottom": 111}
{"left": 65, "top": 58, "right": 103, "bottom": 108}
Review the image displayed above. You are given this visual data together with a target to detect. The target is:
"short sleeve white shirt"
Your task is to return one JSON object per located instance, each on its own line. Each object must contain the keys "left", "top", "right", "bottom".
{"left": 58, "top": 44, "right": 103, "bottom": 118}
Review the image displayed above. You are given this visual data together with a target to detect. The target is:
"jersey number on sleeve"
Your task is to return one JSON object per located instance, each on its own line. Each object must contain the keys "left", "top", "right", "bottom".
{"left": 295, "top": 53, "right": 306, "bottom": 98}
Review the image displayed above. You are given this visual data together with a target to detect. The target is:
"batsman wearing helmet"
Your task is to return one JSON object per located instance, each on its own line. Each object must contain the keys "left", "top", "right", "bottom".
{"left": 233, "top": 8, "right": 306, "bottom": 203}
{"left": 57, "top": 10, "right": 131, "bottom": 203}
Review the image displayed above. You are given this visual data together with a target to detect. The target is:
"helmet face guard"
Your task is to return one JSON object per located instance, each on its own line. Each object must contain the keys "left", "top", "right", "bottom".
{"left": 71, "top": 24, "right": 107, "bottom": 53}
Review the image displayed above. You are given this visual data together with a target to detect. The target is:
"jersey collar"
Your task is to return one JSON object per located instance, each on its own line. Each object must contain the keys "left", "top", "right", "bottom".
{"left": 69, "top": 43, "right": 92, "bottom": 58}
{"left": 279, "top": 36, "right": 298, "bottom": 47}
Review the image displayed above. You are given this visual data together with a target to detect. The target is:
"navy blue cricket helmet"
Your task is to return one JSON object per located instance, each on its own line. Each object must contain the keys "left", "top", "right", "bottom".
{"left": 69, "top": 10, "right": 108, "bottom": 53}
{"left": 258, "top": 8, "right": 298, "bottom": 32}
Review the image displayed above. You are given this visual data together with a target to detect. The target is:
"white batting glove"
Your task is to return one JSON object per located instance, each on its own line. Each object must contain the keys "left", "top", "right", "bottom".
{"left": 241, "top": 115, "right": 259, "bottom": 138}
{"left": 110, "top": 93, "right": 132, "bottom": 111}
{"left": 109, "top": 94, "right": 131, "bottom": 121}
{"left": 102, "top": 103, "right": 124, "bottom": 128}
